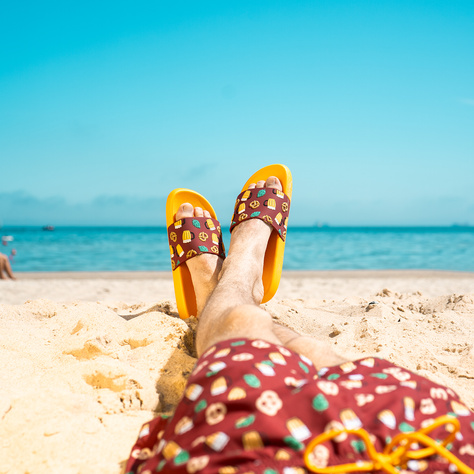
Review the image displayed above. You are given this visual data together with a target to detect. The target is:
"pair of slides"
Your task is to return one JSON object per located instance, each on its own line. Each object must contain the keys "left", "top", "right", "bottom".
{"left": 166, "top": 164, "right": 292, "bottom": 319}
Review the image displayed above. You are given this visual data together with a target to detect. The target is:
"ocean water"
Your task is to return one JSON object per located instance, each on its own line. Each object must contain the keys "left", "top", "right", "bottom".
{"left": 1, "top": 226, "right": 474, "bottom": 272}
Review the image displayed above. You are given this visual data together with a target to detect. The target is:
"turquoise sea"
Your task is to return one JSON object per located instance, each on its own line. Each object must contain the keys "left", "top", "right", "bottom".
{"left": 1, "top": 226, "right": 474, "bottom": 272}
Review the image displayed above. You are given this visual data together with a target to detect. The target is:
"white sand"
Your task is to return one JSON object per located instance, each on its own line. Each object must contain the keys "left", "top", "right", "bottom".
{"left": 1, "top": 271, "right": 473, "bottom": 473}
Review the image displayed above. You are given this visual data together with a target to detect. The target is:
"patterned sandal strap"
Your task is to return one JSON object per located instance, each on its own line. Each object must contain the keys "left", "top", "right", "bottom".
{"left": 230, "top": 187, "right": 290, "bottom": 241}
{"left": 168, "top": 217, "right": 225, "bottom": 270}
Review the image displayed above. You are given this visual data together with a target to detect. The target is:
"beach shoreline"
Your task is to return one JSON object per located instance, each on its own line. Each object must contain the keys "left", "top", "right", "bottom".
{"left": 11, "top": 269, "right": 474, "bottom": 278}
{"left": 1, "top": 270, "right": 473, "bottom": 472}
{"left": 3, "top": 269, "right": 474, "bottom": 305}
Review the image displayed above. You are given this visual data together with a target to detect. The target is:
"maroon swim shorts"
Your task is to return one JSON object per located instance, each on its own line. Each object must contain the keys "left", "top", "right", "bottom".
{"left": 125, "top": 338, "right": 474, "bottom": 473}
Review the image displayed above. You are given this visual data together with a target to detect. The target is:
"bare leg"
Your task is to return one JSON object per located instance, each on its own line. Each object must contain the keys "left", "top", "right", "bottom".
{"left": 0, "top": 254, "right": 15, "bottom": 280}
{"left": 195, "top": 216, "right": 282, "bottom": 353}
{"left": 272, "top": 324, "right": 347, "bottom": 368}
{"left": 194, "top": 177, "right": 347, "bottom": 369}
{"left": 174, "top": 204, "right": 223, "bottom": 316}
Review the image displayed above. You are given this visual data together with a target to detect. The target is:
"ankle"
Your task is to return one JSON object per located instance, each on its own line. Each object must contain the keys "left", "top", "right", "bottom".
{"left": 218, "top": 256, "right": 264, "bottom": 304}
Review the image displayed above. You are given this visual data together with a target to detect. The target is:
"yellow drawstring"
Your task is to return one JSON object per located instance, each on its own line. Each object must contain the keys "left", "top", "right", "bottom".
{"left": 304, "top": 415, "right": 474, "bottom": 474}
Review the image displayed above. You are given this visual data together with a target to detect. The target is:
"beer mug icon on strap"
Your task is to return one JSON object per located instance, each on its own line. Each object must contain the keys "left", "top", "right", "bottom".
{"left": 264, "top": 198, "right": 276, "bottom": 210}
{"left": 241, "top": 190, "right": 252, "bottom": 201}
{"left": 182, "top": 230, "right": 195, "bottom": 243}
{"left": 205, "top": 219, "right": 216, "bottom": 230}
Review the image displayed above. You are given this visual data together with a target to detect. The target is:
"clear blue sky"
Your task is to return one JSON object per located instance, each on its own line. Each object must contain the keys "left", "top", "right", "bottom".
{"left": 1, "top": 1, "right": 473, "bottom": 226}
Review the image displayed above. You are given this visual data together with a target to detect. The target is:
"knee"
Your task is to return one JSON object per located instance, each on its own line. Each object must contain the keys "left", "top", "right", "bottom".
{"left": 223, "top": 304, "right": 274, "bottom": 331}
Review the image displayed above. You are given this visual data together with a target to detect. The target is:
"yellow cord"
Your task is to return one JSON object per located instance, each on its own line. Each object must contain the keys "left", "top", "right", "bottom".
{"left": 304, "top": 415, "right": 474, "bottom": 474}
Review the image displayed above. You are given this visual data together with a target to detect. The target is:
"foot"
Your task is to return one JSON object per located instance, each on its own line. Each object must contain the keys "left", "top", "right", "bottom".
{"left": 223, "top": 176, "right": 283, "bottom": 303}
{"left": 175, "top": 203, "right": 224, "bottom": 316}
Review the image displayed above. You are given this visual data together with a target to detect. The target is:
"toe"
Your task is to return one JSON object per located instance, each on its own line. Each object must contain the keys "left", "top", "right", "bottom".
{"left": 248, "top": 183, "right": 256, "bottom": 189}
{"left": 256, "top": 180, "right": 266, "bottom": 188}
{"left": 266, "top": 176, "right": 282, "bottom": 191}
{"left": 176, "top": 203, "right": 194, "bottom": 220}
{"left": 194, "top": 207, "right": 204, "bottom": 217}
{"left": 203, "top": 210, "right": 211, "bottom": 218}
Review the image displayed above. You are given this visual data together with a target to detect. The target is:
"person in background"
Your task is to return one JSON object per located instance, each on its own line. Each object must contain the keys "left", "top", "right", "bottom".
{"left": 0, "top": 252, "right": 16, "bottom": 279}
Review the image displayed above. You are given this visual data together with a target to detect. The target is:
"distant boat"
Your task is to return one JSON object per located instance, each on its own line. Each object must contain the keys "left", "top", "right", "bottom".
{"left": 42, "top": 225, "right": 55, "bottom": 231}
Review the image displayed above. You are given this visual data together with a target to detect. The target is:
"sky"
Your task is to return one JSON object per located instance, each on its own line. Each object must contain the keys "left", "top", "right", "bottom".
{"left": 1, "top": 0, "right": 473, "bottom": 227}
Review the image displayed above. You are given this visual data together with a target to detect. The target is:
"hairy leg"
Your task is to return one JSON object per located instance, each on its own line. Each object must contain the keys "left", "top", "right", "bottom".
{"left": 195, "top": 217, "right": 283, "bottom": 355}
{"left": 194, "top": 177, "right": 346, "bottom": 368}
{"left": 272, "top": 323, "right": 347, "bottom": 368}
{"left": 174, "top": 204, "right": 223, "bottom": 316}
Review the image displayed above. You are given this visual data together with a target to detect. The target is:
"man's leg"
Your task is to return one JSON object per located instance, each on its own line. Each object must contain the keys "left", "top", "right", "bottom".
{"left": 173, "top": 204, "right": 224, "bottom": 316}
{"left": 272, "top": 324, "right": 347, "bottom": 368}
{"left": 194, "top": 177, "right": 347, "bottom": 369}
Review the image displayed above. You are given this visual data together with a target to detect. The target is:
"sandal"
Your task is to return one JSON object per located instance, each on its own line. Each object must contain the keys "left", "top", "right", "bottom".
{"left": 166, "top": 189, "right": 225, "bottom": 319}
{"left": 230, "top": 164, "right": 292, "bottom": 302}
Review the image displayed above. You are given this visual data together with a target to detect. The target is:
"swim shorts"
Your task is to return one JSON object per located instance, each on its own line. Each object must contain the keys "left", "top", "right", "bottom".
{"left": 125, "top": 338, "right": 474, "bottom": 473}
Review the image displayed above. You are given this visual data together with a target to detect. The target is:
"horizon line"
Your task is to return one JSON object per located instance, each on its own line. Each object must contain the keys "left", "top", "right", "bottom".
{"left": 2, "top": 224, "right": 474, "bottom": 230}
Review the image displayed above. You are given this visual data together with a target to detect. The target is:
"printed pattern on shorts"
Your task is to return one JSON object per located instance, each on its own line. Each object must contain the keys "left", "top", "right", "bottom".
{"left": 125, "top": 339, "right": 474, "bottom": 474}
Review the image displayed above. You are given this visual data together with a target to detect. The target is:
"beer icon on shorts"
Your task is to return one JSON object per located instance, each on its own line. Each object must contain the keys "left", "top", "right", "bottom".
{"left": 340, "top": 409, "right": 362, "bottom": 430}
{"left": 228, "top": 387, "right": 247, "bottom": 400}
{"left": 176, "top": 244, "right": 185, "bottom": 258}
{"left": 211, "top": 376, "right": 227, "bottom": 396}
{"left": 275, "top": 449, "right": 291, "bottom": 461}
{"left": 269, "top": 352, "right": 286, "bottom": 365}
{"left": 404, "top": 397, "right": 415, "bottom": 421}
{"left": 242, "top": 430, "right": 264, "bottom": 450}
{"left": 274, "top": 189, "right": 284, "bottom": 199}
{"left": 360, "top": 358, "right": 375, "bottom": 368}
{"left": 162, "top": 440, "right": 181, "bottom": 459}
{"left": 182, "top": 230, "right": 193, "bottom": 243}
{"left": 451, "top": 400, "right": 470, "bottom": 416}
{"left": 208, "top": 361, "right": 226, "bottom": 373}
{"left": 241, "top": 190, "right": 251, "bottom": 202}
{"left": 275, "top": 213, "right": 282, "bottom": 225}
{"left": 215, "top": 347, "right": 231, "bottom": 358}
{"left": 238, "top": 203, "right": 246, "bottom": 214}
{"left": 169, "top": 245, "right": 174, "bottom": 258}
{"left": 286, "top": 417, "right": 311, "bottom": 441}
{"left": 266, "top": 198, "right": 276, "bottom": 210}
{"left": 341, "top": 380, "right": 362, "bottom": 390}
{"left": 175, "top": 416, "right": 194, "bottom": 435}
{"left": 255, "top": 362, "right": 275, "bottom": 376}
{"left": 377, "top": 409, "right": 396, "bottom": 429}
{"left": 205, "top": 432, "right": 230, "bottom": 451}
{"left": 185, "top": 384, "right": 203, "bottom": 401}
{"left": 212, "top": 233, "right": 219, "bottom": 245}
{"left": 219, "top": 468, "right": 237, "bottom": 474}
{"left": 340, "top": 361, "right": 357, "bottom": 373}
{"left": 206, "top": 219, "right": 216, "bottom": 230}
{"left": 174, "top": 219, "right": 183, "bottom": 229}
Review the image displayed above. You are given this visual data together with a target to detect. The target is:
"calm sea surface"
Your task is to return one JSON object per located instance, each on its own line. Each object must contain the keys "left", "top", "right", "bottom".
{"left": 1, "top": 226, "right": 474, "bottom": 272}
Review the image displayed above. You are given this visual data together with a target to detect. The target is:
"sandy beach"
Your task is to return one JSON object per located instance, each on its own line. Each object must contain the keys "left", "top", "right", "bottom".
{"left": 1, "top": 270, "right": 473, "bottom": 473}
